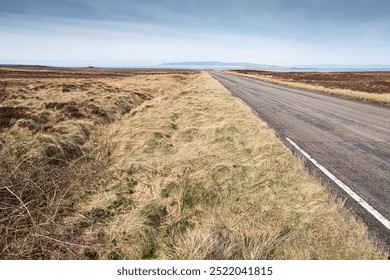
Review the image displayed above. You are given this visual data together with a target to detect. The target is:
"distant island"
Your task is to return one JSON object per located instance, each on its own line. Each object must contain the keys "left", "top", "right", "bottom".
{"left": 159, "top": 61, "right": 290, "bottom": 70}
{"left": 159, "top": 61, "right": 390, "bottom": 72}
{"left": 161, "top": 61, "right": 258, "bottom": 67}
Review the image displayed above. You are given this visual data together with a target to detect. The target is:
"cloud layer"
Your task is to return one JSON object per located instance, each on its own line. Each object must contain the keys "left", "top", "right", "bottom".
{"left": 1, "top": 0, "right": 389, "bottom": 66}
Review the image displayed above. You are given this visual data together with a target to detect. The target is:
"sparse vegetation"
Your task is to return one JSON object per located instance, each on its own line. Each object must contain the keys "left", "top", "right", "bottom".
{"left": 0, "top": 67, "right": 385, "bottom": 259}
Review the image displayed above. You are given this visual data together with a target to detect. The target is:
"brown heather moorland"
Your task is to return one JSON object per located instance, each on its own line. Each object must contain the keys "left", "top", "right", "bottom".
{"left": 0, "top": 67, "right": 386, "bottom": 259}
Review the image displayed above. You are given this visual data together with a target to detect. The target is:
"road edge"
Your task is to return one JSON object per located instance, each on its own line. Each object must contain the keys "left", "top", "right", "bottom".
{"left": 210, "top": 71, "right": 390, "bottom": 258}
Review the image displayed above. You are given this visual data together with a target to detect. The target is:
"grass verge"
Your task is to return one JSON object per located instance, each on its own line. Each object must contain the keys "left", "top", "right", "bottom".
{"left": 70, "top": 71, "right": 385, "bottom": 259}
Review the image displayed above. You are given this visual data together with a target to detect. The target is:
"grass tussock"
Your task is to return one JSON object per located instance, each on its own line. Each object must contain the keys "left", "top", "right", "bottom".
{"left": 70, "top": 72, "right": 385, "bottom": 259}
{"left": 226, "top": 70, "right": 390, "bottom": 106}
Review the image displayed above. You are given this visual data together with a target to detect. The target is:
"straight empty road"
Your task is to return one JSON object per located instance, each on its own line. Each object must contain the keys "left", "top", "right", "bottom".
{"left": 211, "top": 72, "right": 390, "bottom": 251}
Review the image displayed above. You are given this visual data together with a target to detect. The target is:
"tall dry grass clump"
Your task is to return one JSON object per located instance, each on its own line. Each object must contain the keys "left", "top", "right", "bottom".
{"left": 72, "top": 72, "right": 385, "bottom": 259}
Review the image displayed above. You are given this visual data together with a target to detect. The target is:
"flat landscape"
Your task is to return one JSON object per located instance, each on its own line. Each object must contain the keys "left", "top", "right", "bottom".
{"left": 0, "top": 66, "right": 386, "bottom": 259}
{"left": 229, "top": 70, "right": 390, "bottom": 105}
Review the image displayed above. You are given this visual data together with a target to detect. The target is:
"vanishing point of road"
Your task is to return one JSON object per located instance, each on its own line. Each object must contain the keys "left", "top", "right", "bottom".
{"left": 211, "top": 71, "right": 390, "bottom": 253}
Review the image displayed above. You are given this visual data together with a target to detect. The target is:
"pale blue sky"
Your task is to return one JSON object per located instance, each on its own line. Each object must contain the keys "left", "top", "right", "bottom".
{"left": 1, "top": 0, "right": 389, "bottom": 66}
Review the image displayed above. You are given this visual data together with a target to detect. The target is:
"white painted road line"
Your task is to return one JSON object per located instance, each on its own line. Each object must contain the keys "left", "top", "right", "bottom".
{"left": 372, "top": 124, "right": 390, "bottom": 133}
{"left": 286, "top": 137, "right": 390, "bottom": 230}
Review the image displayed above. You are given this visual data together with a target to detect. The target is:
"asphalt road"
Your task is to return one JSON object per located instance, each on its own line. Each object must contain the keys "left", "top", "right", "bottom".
{"left": 211, "top": 71, "right": 390, "bottom": 252}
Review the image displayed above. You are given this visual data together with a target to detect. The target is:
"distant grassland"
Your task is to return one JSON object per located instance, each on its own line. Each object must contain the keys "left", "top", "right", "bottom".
{"left": 226, "top": 70, "right": 390, "bottom": 106}
{"left": 0, "top": 68, "right": 385, "bottom": 259}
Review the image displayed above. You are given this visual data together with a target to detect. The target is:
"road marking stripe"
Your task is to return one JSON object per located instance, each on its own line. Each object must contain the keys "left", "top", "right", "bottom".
{"left": 286, "top": 137, "right": 390, "bottom": 230}
{"left": 372, "top": 124, "right": 390, "bottom": 133}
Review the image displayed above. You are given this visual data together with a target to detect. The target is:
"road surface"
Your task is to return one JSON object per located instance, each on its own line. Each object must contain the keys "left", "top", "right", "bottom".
{"left": 211, "top": 71, "right": 390, "bottom": 253}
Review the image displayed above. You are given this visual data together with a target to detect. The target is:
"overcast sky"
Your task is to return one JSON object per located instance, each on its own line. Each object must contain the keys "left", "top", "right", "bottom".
{"left": 1, "top": 0, "right": 390, "bottom": 66}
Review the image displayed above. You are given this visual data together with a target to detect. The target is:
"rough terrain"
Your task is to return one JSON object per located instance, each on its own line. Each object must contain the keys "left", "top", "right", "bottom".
{"left": 0, "top": 67, "right": 385, "bottom": 259}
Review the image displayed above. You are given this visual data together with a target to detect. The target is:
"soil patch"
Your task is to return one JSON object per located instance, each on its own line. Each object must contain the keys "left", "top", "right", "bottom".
{"left": 0, "top": 107, "right": 30, "bottom": 130}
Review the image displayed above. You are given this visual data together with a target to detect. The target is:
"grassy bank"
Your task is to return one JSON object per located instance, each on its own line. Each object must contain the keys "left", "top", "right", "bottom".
{"left": 226, "top": 70, "right": 390, "bottom": 106}
{"left": 69, "top": 72, "right": 384, "bottom": 259}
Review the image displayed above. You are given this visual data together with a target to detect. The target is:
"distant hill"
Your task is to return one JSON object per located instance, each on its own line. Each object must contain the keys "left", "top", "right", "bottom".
{"left": 161, "top": 61, "right": 258, "bottom": 67}
{"left": 159, "top": 61, "right": 289, "bottom": 70}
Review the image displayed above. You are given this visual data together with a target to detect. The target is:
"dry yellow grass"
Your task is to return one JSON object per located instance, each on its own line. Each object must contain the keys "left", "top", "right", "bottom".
{"left": 70, "top": 71, "right": 385, "bottom": 259}
{"left": 1, "top": 68, "right": 385, "bottom": 259}
{"left": 0, "top": 71, "right": 195, "bottom": 161}
{"left": 226, "top": 71, "right": 390, "bottom": 106}
{"left": 0, "top": 68, "right": 197, "bottom": 259}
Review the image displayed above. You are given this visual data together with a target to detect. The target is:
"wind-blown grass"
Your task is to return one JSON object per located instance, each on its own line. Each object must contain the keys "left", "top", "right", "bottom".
{"left": 75, "top": 72, "right": 385, "bottom": 259}
{"left": 0, "top": 68, "right": 197, "bottom": 259}
{"left": 1, "top": 68, "right": 385, "bottom": 259}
